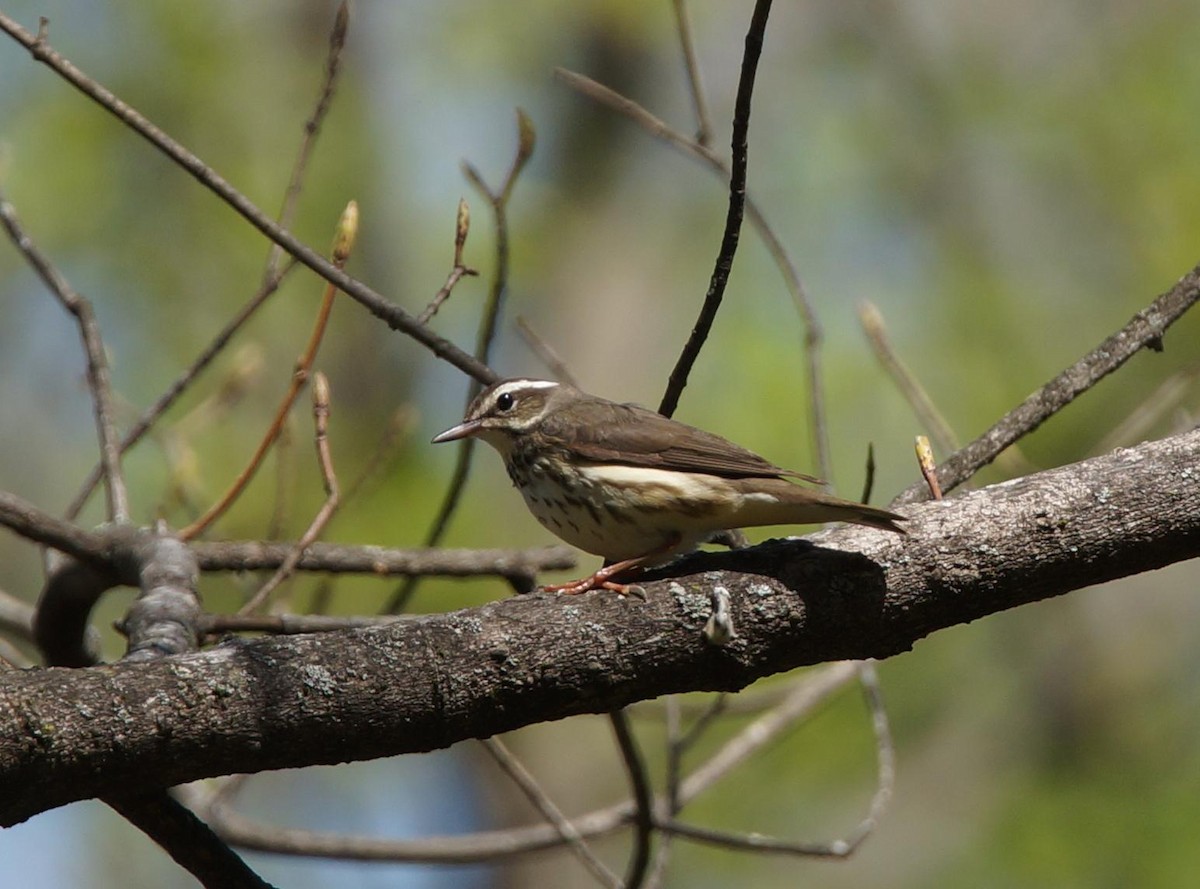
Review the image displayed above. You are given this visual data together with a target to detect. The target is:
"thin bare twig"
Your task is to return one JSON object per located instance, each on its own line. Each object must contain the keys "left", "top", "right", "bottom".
{"left": 3, "top": 486, "right": 575, "bottom": 582}
{"left": 674, "top": 663, "right": 859, "bottom": 805}
{"left": 658, "top": 0, "right": 775, "bottom": 419}
{"left": 481, "top": 738, "right": 622, "bottom": 889}
{"left": 0, "top": 492, "right": 113, "bottom": 568}
{"left": 858, "top": 300, "right": 959, "bottom": 456}
{"left": 387, "top": 113, "right": 536, "bottom": 613}
{"left": 659, "top": 664, "right": 892, "bottom": 859}
{"left": 674, "top": 694, "right": 730, "bottom": 751}
{"left": 849, "top": 661, "right": 895, "bottom": 849}
{"left": 239, "top": 372, "right": 341, "bottom": 614}
{"left": 894, "top": 267, "right": 1200, "bottom": 503}
{"left": 192, "top": 540, "right": 576, "bottom": 578}
{"left": 180, "top": 202, "right": 356, "bottom": 540}
{"left": 610, "top": 709, "right": 654, "bottom": 889}
{"left": 555, "top": 66, "right": 831, "bottom": 478}
{"left": 515, "top": 316, "right": 581, "bottom": 387}
{"left": 671, "top": 0, "right": 713, "bottom": 147}
{"left": 463, "top": 110, "right": 536, "bottom": 376}
{"left": 0, "top": 12, "right": 496, "bottom": 385}
{"left": 646, "top": 696, "right": 684, "bottom": 888}
{"left": 657, "top": 820, "right": 848, "bottom": 857}
{"left": 263, "top": 0, "right": 349, "bottom": 277}
{"left": 418, "top": 198, "right": 479, "bottom": 324}
{"left": 70, "top": 3, "right": 347, "bottom": 521}
{"left": 104, "top": 792, "right": 276, "bottom": 889}
{"left": 66, "top": 262, "right": 297, "bottom": 521}
{"left": 0, "top": 189, "right": 128, "bottom": 522}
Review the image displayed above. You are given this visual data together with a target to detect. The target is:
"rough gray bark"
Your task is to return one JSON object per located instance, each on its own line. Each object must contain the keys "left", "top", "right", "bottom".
{"left": 2, "top": 428, "right": 1197, "bottom": 827}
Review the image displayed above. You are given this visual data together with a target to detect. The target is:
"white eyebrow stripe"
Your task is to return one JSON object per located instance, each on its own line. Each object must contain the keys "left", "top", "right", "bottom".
{"left": 492, "top": 379, "right": 559, "bottom": 399}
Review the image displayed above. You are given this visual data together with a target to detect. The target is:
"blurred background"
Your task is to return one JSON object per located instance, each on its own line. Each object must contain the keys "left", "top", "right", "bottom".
{"left": 2, "top": 0, "right": 1199, "bottom": 886}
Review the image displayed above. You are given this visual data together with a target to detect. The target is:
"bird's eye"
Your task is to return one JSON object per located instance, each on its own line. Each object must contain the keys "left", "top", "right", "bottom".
{"left": 496, "top": 392, "right": 515, "bottom": 412}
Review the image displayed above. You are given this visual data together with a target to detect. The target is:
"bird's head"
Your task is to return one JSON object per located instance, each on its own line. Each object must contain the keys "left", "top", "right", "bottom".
{"left": 432, "top": 378, "right": 565, "bottom": 456}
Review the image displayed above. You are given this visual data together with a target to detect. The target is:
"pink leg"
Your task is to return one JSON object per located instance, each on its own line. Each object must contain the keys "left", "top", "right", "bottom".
{"left": 540, "top": 555, "right": 648, "bottom": 597}
{"left": 540, "top": 535, "right": 682, "bottom": 597}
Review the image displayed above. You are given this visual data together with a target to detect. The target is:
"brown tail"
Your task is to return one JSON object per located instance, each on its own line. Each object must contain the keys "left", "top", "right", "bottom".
{"left": 832, "top": 498, "right": 907, "bottom": 534}
{"left": 731, "top": 478, "right": 907, "bottom": 534}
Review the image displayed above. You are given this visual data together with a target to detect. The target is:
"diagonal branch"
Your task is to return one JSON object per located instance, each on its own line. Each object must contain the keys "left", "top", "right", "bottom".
{"left": 0, "top": 12, "right": 496, "bottom": 385}
{"left": 894, "top": 264, "right": 1200, "bottom": 504}
{"left": 68, "top": 2, "right": 349, "bottom": 521}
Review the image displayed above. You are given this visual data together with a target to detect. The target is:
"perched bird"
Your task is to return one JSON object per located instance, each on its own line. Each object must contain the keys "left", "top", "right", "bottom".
{"left": 433, "top": 378, "right": 905, "bottom": 594}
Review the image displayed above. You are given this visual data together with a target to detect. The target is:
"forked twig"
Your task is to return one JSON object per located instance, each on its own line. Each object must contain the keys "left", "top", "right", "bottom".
{"left": 418, "top": 198, "right": 479, "bottom": 324}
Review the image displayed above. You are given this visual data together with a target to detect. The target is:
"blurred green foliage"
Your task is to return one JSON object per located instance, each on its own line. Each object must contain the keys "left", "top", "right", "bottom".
{"left": 1, "top": 1, "right": 1199, "bottom": 887}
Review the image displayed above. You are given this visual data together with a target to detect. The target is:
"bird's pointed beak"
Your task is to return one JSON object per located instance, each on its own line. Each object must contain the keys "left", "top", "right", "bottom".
{"left": 431, "top": 418, "right": 482, "bottom": 444}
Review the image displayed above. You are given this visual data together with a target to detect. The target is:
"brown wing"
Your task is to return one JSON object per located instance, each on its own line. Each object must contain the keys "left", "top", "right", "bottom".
{"left": 544, "top": 395, "right": 823, "bottom": 484}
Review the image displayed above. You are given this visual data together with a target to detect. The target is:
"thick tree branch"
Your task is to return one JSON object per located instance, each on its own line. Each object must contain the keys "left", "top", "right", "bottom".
{"left": 2, "top": 429, "right": 1198, "bottom": 826}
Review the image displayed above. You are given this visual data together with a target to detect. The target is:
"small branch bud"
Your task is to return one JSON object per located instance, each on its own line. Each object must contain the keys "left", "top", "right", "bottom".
{"left": 515, "top": 108, "right": 536, "bottom": 166}
{"left": 454, "top": 197, "right": 470, "bottom": 261}
{"left": 332, "top": 200, "right": 359, "bottom": 264}
{"left": 915, "top": 435, "right": 942, "bottom": 500}
{"left": 330, "top": 1, "right": 350, "bottom": 56}
{"left": 312, "top": 371, "right": 331, "bottom": 413}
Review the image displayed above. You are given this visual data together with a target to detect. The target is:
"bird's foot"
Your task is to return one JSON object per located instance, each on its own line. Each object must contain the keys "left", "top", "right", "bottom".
{"left": 540, "top": 535, "right": 682, "bottom": 599}
{"left": 540, "top": 556, "right": 647, "bottom": 599}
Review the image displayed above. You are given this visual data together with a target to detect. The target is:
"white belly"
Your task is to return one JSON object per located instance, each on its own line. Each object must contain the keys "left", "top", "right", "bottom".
{"left": 517, "top": 462, "right": 729, "bottom": 562}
